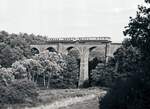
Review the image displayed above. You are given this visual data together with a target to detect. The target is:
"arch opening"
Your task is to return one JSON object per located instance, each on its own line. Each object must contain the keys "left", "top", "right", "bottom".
{"left": 67, "top": 47, "right": 74, "bottom": 51}
{"left": 66, "top": 46, "right": 80, "bottom": 87}
{"left": 31, "top": 47, "right": 40, "bottom": 55}
{"left": 46, "top": 47, "right": 56, "bottom": 52}
{"left": 89, "top": 46, "right": 97, "bottom": 52}
{"left": 88, "top": 46, "right": 105, "bottom": 86}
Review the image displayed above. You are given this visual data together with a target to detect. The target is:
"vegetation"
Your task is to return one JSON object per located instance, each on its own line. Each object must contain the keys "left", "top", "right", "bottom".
{"left": 0, "top": 67, "right": 38, "bottom": 105}
{"left": 62, "top": 55, "right": 79, "bottom": 88}
{"left": 12, "top": 51, "right": 66, "bottom": 88}
{"left": 100, "top": 0, "right": 150, "bottom": 109}
{"left": 0, "top": 31, "right": 47, "bottom": 68}
{"left": 0, "top": 79, "right": 38, "bottom": 104}
{"left": 2, "top": 2, "right": 150, "bottom": 106}
{"left": 90, "top": 62, "right": 114, "bottom": 87}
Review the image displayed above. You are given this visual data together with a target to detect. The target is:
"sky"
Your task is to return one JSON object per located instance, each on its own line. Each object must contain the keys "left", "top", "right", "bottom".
{"left": 0, "top": 0, "right": 144, "bottom": 42}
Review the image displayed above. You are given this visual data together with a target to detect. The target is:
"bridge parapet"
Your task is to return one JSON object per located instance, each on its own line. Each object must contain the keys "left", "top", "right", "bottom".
{"left": 48, "top": 37, "right": 111, "bottom": 42}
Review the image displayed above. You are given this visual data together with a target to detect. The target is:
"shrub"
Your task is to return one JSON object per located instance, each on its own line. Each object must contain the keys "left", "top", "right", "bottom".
{"left": 0, "top": 79, "right": 38, "bottom": 104}
{"left": 0, "top": 68, "right": 14, "bottom": 86}
{"left": 81, "top": 80, "right": 90, "bottom": 88}
{"left": 90, "top": 62, "right": 115, "bottom": 87}
{"left": 100, "top": 74, "right": 150, "bottom": 109}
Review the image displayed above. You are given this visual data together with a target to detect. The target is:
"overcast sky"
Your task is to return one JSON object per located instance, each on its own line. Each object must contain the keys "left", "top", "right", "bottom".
{"left": 0, "top": 0, "right": 144, "bottom": 42}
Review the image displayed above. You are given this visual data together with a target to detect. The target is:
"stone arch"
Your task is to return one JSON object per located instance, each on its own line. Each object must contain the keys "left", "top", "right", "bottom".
{"left": 46, "top": 47, "right": 56, "bottom": 52}
{"left": 31, "top": 47, "right": 40, "bottom": 55}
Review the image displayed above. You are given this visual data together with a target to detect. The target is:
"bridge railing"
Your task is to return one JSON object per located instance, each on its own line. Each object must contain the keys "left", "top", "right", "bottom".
{"left": 48, "top": 37, "right": 111, "bottom": 41}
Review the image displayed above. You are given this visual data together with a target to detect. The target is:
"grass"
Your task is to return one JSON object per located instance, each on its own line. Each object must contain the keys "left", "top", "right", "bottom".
{"left": 1, "top": 87, "right": 106, "bottom": 109}
{"left": 37, "top": 87, "right": 104, "bottom": 105}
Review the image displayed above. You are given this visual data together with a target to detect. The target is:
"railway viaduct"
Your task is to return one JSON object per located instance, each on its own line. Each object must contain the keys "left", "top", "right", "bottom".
{"left": 30, "top": 37, "right": 121, "bottom": 86}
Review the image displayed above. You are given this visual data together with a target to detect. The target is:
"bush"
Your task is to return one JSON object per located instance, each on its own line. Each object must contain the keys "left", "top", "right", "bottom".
{"left": 90, "top": 61, "right": 115, "bottom": 87}
{"left": 0, "top": 79, "right": 38, "bottom": 104}
{"left": 0, "top": 68, "right": 14, "bottom": 86}
{"left": 81, "top": 80, "right": 90, "bottom": 88}
{"left": 100, "top": 74, "right": 150, "bottom": 109}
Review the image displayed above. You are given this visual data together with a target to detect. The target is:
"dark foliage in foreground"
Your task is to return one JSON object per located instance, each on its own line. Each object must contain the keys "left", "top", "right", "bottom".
{"left": 100, "top": 0, "right": 150, "bottom": 109}
{"left": 0, "top": 79, "right": 38, "bottom": 104}
{"left": 90, "top": 62, "right": 115, "bottom": 87}
{"left": 100, "top": 77, "right": 150, "bottom": 109}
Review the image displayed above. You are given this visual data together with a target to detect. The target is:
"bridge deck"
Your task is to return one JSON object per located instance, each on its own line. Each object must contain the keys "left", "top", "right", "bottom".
{"left": 47, "top": 37, "right": 111, "bottom": 42}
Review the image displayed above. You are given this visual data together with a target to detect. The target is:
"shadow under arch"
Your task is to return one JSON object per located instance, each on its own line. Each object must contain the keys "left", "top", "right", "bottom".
{"left": 46, "top": 47, "right": 56, "bottom": 52}
{"left": 31, "top": 47, "right": 40, "bottom": 55}
{"left": 89, "top": 46, "right": 97, "bottom": 52}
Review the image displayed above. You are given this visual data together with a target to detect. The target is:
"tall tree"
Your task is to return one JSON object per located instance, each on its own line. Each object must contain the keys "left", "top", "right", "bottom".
{"left": 100, "top": 1, "right": 150, "bottom": 109}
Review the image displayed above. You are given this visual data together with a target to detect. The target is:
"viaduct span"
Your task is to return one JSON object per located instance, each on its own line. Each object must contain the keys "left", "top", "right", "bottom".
{"left": 30, "top": 37, "right": 121, "bottom": 86}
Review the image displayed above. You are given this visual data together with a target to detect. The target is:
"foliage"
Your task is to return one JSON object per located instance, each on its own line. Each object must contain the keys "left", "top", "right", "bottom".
{"left": 67, "top": 48, "right": 80, "bottom": 60}
{"left": 0, "top": 79, "right": 38, "bottom": 104}
{"left": 90, "top": 63, "right": 115, "bottom": 87}
{"left": 89, "top": 57, "right": 103, "bottom": 72}
{"left": 100, "top": 77, "right": 150, "bottom": 109}
{"left": 113, "top": 40, "right": 142, "bottom": 80}
{"left": 0, "top": 31, "right": 47, "bottom": 68}
{"left": 81, "top": 80, "right": 90, "bottom": 88}
{"left": 11, "top": 50, "right": 80, "bottom": 89}
{"left": 100, "top": 42, "right": 144, "bottom": 109}
{"left": 12, "top": 58, "right": 42, "bottom": 80}
{"left": 62, "top": 55, "right": 79, "bottom": 88}
{"left": 0, "top": 67, "right": 38, "bottom": 104}
{"left": 0, "top": 68, "right": 14, "bottom": 86}
{"left": 12, "top": 51, "right": 66, "bottom": 88}
{"left": 100, "top": 0, "right": 150, "bottom": 108}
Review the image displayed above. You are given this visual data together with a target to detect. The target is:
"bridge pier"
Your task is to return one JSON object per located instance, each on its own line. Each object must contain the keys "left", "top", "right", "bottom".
{"left": 105, "top": 42, "right": 111, "bottom": 63}
{"left": 78, "top": 48, "right": 89, "bottom": 87}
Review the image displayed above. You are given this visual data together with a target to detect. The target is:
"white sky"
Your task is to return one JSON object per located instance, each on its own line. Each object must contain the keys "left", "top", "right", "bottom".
{"left": 0, "top": 0, "right": 144, "bottom": 42}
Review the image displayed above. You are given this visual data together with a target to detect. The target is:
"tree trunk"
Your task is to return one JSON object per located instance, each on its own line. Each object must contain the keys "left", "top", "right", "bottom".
{"left": 43, "top": 73, "right": 46, "bottom": 87}
{"left": 47, "top": 75, "right": 50, "bottom": 88}
{"left": 115, "top": 61, "right": 119, "bottom": 73}
{"left": 32, "top": 73, "right": 35, "bottom": 82}
{"left": 35, "top": 74, "right": 38, "bottom": 84}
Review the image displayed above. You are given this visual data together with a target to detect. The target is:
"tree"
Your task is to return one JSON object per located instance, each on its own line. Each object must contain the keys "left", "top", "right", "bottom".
{"left": 0, "top": 31, "right": 48, "bottom": 68}
{"left": 0, "top": 68, "right": 14, "bottom": 86}
{"left": 100, "top": 39, "right": 145, "bottom": 109}
{"left": 123, "top": 0, "right": 150, "bottom": 74}
{"left": 12, "top": 51, "right": 66, "bottom": 88}
{"left": 100, "top": 1, "right": 150, "bottom": 108}
{"left": 62, "top": 55, "right": 79, "bottom": 88}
